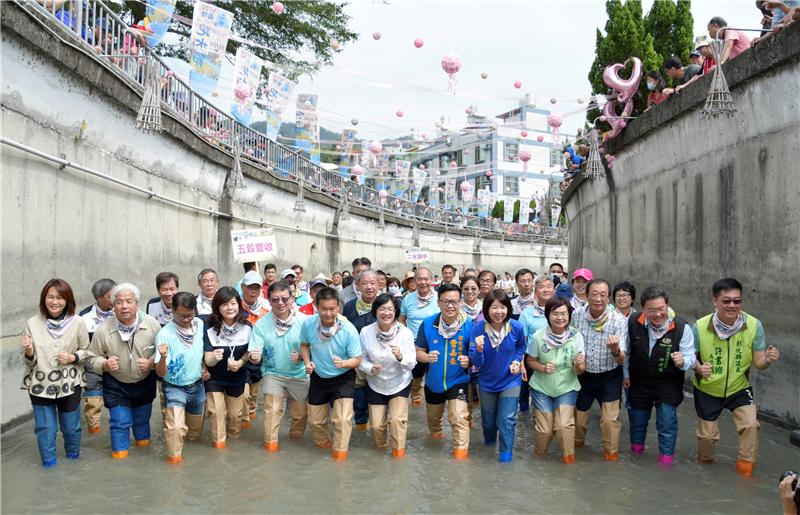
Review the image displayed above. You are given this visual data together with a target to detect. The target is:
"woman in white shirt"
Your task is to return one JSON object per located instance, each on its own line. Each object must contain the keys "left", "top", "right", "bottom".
{"left": 359, "top": 293, "right": 417, "bottom": 458}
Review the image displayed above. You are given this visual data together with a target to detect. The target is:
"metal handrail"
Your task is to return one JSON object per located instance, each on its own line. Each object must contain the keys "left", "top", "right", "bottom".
{"left": 23, "top": 0, "right": 568, "bottom": 245}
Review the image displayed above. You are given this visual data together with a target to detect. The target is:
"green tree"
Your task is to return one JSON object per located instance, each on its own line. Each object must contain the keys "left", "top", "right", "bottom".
{"left": 491, "top": 200, "right": 504, "bottom": 219}
{"left": 119, "top": 1, "right": 358, "bottom": 79}
{"left": 644, "top": 0, "right": 677, "bottom": 64}
{"left": 588, "top": 0, "right": 663, "bottom": 120}
{"left": 673, "top": 0, "right": 695, "bottom": 65}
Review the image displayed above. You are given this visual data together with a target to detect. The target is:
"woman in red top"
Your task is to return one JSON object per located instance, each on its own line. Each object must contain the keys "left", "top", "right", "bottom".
{"left": 645, "top": 71, "right": 670, "bottom": 109}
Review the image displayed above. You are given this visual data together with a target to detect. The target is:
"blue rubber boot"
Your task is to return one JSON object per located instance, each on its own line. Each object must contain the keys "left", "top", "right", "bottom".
{"left": 58, "top": 409, "right": 82, "bottom": 459}
{"left": 33, "top": 405, "right": 58, "bottom": 468}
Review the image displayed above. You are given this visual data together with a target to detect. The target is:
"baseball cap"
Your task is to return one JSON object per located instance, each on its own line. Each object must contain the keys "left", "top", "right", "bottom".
{"left": 280, "top": 269, "right": 296, "bottom": 280}
{"left": 308, "top": 278, "right": 329, "bottom": 289}
{"left": 690, "top": 49, "right": 701, "bottom": 57}
{"left": 694, "top": 34, "right": 711, "bottom": 50}
{"left": 242, "top": 271, "right": 262, "bottom": 286}
{"left": 572, "top": 268, "right": 593, "bottom": 281}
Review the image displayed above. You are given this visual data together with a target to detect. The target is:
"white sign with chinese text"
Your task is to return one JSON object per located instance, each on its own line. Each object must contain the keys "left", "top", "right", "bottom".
{"left": 404, "top": 247, "right": 431, "bottom": 264}
{"left": 231, "top": 228, "right": 277, "bottom": 262}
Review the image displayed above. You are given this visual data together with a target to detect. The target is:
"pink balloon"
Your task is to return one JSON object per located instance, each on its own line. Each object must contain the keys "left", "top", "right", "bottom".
{"left": 441, "top": 54, "right": 462, "bottom": 74}
{"left": 602, "top": 98, "right": 634, "bottom": 140}
{"left": 513, "top": 80, "right": 522, "bottom": 89}
{"left": 368, "top": 141, "right": 383, "bottom": 154}
{"left": 520, "top": 131, "right": 528, "bottom": 137}
{"left": 602, "top": 57, "right": 643, "bottom": 103}
{"left": 271, "top": 2, "right": 284, "bottom": 14}
{"left": 352, "top": 164, "right": 363, "bottom": 175}
{"left": 537, "top": 135, "right": 544, "bottom": 142}
{"left": 379, "top": 189, "right": 388, "bottom": 200}
{"left": 519, "top": 150, "right": 531, "bottom": 162}
{"left": 414, "top": 38, "right": 424, "bottom": 48}
{"left": 396, "top": 110, "right": 404, "bottom": 118}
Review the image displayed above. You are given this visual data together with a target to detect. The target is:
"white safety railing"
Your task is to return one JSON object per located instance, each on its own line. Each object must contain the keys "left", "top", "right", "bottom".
{"left": 22, "top": 0, "right": 568, "bottom": 244}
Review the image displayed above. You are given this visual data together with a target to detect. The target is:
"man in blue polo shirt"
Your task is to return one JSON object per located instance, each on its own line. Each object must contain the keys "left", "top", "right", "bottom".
{"left": 399, "top": 267, "right": 440, "bottom": 406}
{"left": 300, "top": 287, "right": 362, "bottom": 461}
{"left": 415, "top": 283, "right": 473, "bottom": 459}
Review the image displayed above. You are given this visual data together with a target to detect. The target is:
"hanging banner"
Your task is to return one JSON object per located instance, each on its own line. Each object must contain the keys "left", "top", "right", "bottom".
{"left": 394, "top": 160, "right": 411, "bottom": 196}
{"left": 460, "top": 181, "right": 474, "bottom": 215}
{"left": 519, "top": 201, "right": 530, "bottom": 225}
{"left": 295, "top": 94, "right": 320, "bottom": 164}
{"left": 189, "top": 2, "right": 233, "bottom": 98}
{"left": 339, "top": 129, "right": 358, "bottom": 176}
{"left": 428, "top": 174, "right": 439, "bottom": 208}
{"left": 230, "top": 228, "right": 278, "bottom": 263}
{"left": 143, "top": 0, "right": 177, "bottom": 47}
{"left": 477, "top": 187, "right": 491, "bottom": 218}
{"left": 503, "top": 196, "right": 514, "bottom": 223}
{"left": 411, "top": 167, "right": 427, "bottom": 203}
{"left": 551, "top": 203, "right": 562, "bottom": 228}
{"left": 445, "top": 178, "right": 457, "bottom": 210}
{"left": 264, "top": 72, "right": 295, "bottom": 141}
{"left": 230, "top": 47, "right": 263, "bottom": 125}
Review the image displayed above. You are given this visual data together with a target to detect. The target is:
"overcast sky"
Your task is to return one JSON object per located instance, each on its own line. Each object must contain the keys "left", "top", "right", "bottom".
{"left": 282, "top": 0, "right": 761, "bottom": 141}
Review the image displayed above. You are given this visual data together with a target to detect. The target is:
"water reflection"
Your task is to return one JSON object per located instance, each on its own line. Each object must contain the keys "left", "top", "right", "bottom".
{"left": 2, "top": 398, "right": 797, "bottom": 514}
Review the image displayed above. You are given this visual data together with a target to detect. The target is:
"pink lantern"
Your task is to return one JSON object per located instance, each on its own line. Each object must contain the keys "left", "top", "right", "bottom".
{"left": 419, "top": 164, "right": 425, "bottom": 170}
{"left": 396, "top": 110, "right": 404, "bottom": 118}
{"left": 271, "top": 2, "right": 284, "bottom": 15}
{"left": 449, "top": 161, "right": 457, "bottom": 169}
{"left": 350, "top": 118, "right": 359, "bottom": 126}
{"left": 550, "top": 97, "right": 558, "bottom": 104}
{"left": 519, "top": 149, "right": 531, "bottom": 175}
{"left": 465, "top": 107, "right": 473, "bottom": 115}
{"left": 513, "top": 80, "right": 522, "bottom": 89}
{"left": 460, "top": 180, "right": 473, "bottom": 203}
{"left": 234, "top": 83, "right": 250, "bottom": 102}
{"left": 547, "top": 113, "right": 563, "bottom": 142}
{"left": 352, "top": 164, "right": 364, "bottom": 176}
{"left": 368, "top": 140, "right": 383, "bottom": 167}
{"left": 520, "top": 130, "right": 528, "bottom": 138}
{"left": 379, "top": 189, "right": 388, "bottom": 204}
{"left": 166, "top": 70, "right": 175, "bottom": 77}
{"left": 372, "top": 32, "right": 382, "bottom": 40}
{"left": 537, "top": 135, "right": 544, "bottom": 142}
{"left": 486, "top": 170, "right": 493, "bottom": 177}
{"left": 414, "top": 38, "right": 424, "bottom": 48}
{"left": 440, "top": 53, "right": 462, "bottom": 93}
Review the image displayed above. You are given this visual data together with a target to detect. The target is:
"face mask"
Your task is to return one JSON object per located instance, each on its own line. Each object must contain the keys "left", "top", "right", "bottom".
{"left": 646, "top": 81, "right": 656, "bottom": 91}
{"left": 389, "top": 286, "right": 400, "bottom": 294}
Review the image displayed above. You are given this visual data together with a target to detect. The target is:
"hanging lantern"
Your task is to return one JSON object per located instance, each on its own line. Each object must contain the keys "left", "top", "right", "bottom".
{"left": 271, "top": 2, "right": 284, "bottom": 15}
{"left": 379, "top": 189, "right": 388, "bottom": 204}
{"left": 547, "top": 113, "right": 563, "bottom": 142}
{"left": 350, "top": 118, "right": 359, "bottom": 126}
{"left": 330, "top": 39, "right": 341, "bottom": 51}
{"left": 449, "top": 161, "right": 457, "bottom": 170}
{"left": 550, "top": 97, "right": 558, "bottom": 104}
{"left": 465, "top": 107, "right": 473, "bottom": 115}
{"left": 513, "top": 80, "right": 522, "bottom": 89}
{"left": 519, "top": 150, "right": 531, "bottom": 172}
{"left": 368, "top": 141, "right": 382, "bottom": 167}
{"left": 414, "top": 38, "right": 424, "bottom": 48}
{"left": 520, "top": 130, "right": 528, "bottom": 138}
{"left": 372, "top": 31, "right": 382, "bottom": 40}
{"left": 396, "top": 110, "right": 404, "bottom": 118}
{"left": 352, "top": 164, "right": 364, "bottom": 176}
{"left": 481, "top": 72, "right": 489, "bottom": 79}
{"left": 440, "top": 53, "right": 462, "bottom": 93}
{"left": 577, "top": 97, "right": 586, "bottom": 104}
{"left": 486, "top": 170, "right": 493, "bottom": 177}
{"left": 537, "top": 135, "right": 544, "bottom": 142}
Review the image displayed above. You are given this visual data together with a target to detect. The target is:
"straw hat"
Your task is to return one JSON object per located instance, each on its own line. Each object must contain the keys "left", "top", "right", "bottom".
{"left": 401, "top": 271, "right": 416, "bottom": 290}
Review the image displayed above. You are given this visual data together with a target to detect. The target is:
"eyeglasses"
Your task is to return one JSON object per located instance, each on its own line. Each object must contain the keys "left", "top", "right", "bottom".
{"left": 439, "top": 299, "right": 460, "bottom": 307}
{"left": 645, "top": 306, "right": 668, "bottom": 315}
{"left": 719, "top": 298, "right": 742, "bottom": 305}
{"left": 550, "top": 312, "right": 569, "bottom": 319}
{"left": 270, "top": 296, "right": 291, "bottom": 304}
{"left": 377, "top": 307, "right": 395, "bottom": 314}
{"left": 174, "top": 312, "right": 195, "bottom": 321}
{"left": 614, "top": 292, "right": 631, "bottom": 298}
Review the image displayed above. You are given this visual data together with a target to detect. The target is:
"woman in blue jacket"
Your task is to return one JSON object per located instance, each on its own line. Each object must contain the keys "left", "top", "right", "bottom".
{"left": 469, "top": 290, "right": 526, "bottom": 462}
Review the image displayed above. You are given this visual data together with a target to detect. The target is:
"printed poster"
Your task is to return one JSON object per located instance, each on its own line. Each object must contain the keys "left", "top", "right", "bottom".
{"left": 231, "top": 47, "right": 263, "bottom": 125}
{"left": 189, "top": 2, "right": 233, "bottom": 98}
{"left": 264, "top": 72, "right": 295, "bottom": 141}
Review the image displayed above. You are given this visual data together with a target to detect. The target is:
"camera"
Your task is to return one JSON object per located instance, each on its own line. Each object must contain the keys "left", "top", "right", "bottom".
{"left": 779, "top": 471, "right": 800, "bottom": 511}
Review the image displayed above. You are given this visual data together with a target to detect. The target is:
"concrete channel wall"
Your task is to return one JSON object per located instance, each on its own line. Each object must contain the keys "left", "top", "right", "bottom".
{"left": 0, "top": 4, "right": 567, "bottom": 429}
{"left": 562, "top": 23, "right": 800, "bottom": 426}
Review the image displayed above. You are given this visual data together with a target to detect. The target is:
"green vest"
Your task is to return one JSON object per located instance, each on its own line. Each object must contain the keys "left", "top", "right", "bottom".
{"left": 529, "top": 328, "right": 582, "bottom": 398}
{"left": 693, "top": 312, "right": 758, "bottom": 398}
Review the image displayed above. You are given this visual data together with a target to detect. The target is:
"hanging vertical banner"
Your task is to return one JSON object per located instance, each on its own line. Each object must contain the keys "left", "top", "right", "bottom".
{"left": 551, "top": 203, "right": 562, "bottom": 228}
{"left": 411, "top": 167, "right": 427, "bottom": 203}
{"left": 295, "top": 94, "right": 320, "bottom": 164}
{"left": 519, "top": 201, "right": 530, "bottom": 225}
{"left": 477, "top": 187, "right": 491, "bottom": 218}
{"left": 231, "top": 47, "right": 263, "bottom": 125}
{"left": 264, "top": 72, "right": 295, "bottom": 142}
{"left": 143, "top": 0, "right": 177, "bottom": 47}
{"left": 394, "top": 160, "right": 411, "bottom": 196}
{"left": 428, "top": 174, "right": 439, "bottom": 207}
{"left": 338, "top": 129, "right": 358, "bottom": 176}
{"left": 445, "top": 178, "right": 457, "bottom": 210}
{"left": 189, "top": 1, "right": 233, "bottom": 98}
{"left": 460, "top": 181, "right": 474, "bottom": 215}
{"left": 503, "top": 196, "right": 514, "bottom": 223}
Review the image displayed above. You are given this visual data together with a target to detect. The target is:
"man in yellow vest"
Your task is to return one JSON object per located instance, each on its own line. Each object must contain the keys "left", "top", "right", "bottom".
{"left": 692, "top": 278, "right": 780, "bottom": 476}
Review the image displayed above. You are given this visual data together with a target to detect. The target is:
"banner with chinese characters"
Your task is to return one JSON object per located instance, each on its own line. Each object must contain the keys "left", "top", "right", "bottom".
{"left": 339, "top": 129, "right": 358, "bottom": 177}
{"left": 230, "top": 47, "right": 263, "bottom": 125}
{"left": 264, "top": 72, "right": 295, "bottom": 142}
{"left": 411, "top": 167, "right": 427, "bottom": 203}
{"left": 460, "top": 180, "right": 474, "bottom": 215}
{"left": 404, "top": 247, "right": 431, "bottom": 264}
{"left": 503, "top": 196, "right": 514, "bottom": 223}
{"left": 551, "top": 203, "right": 562, "bottom": 228}
{"left": 518, "top": 200, "right": 530, "bottom": 225}
{"left": 143, "top": 0, "right": 177, "bottom": 47}
{"left": 394, "top": 160, "right": 411, "bottom": 196}
{"left": 445, "top": 178, "right": 457, "bottom": 210}
{"left": 188, "top": 2, "right": 233, "bottom": 98}
{"left": 295, "top": 94, "right": 320, "bottom": 164}
{"left": 230, "top": 228, "right": 277, "bottom": 263}
{"left": 477, "top": 187, "right": 491, "bottom": 218}
{"left": 428, "top": 174, "right": 439, "bottom": 208}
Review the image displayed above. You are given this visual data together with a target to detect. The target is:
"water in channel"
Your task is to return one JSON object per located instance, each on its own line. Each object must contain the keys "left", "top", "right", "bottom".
{"left": 2, "top": 395, "right": 797, "bottom": 514}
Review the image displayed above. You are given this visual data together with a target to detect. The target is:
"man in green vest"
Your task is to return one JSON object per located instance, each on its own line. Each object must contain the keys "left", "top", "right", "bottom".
{"left": 692, "top": 278, "right": 780, "bottom": 476}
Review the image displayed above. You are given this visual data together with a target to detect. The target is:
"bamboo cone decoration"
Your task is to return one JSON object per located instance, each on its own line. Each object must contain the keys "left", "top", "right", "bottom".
{"left": 224, "top": 138, "right": 245, "bottom": 197}
{"left": 585, "top": 129, "right": 606, "bottom": 180}
{"left": 136, "top": 57, "right": 163, "bottom": 132}
{"left": 702, "top": 36, "right": 736, "bottom": 119}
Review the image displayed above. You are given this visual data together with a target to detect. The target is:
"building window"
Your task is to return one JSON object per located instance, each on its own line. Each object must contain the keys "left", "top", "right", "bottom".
{"left": 474, "top": 145, "right": 484, "bottom": 164}
{"left": 549, "top": 147, "right": 561, "bottom": 168}
{"left": 475, "top": 174, "right": 491, "bottom": 192}
{"left": 504, "top": 142, "right": 518, "bottom": 162}
{"left": 504, "top": 175, "right": 519, "bottom": 196}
